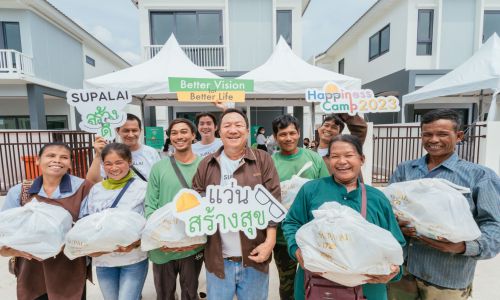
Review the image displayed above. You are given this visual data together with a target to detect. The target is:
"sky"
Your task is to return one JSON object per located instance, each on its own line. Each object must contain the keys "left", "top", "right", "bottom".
{"left": 48, "top": 0, "right": 377, "bottom": 65}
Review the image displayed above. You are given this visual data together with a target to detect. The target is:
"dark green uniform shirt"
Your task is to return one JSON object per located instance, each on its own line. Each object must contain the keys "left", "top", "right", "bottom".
{"left": 282, "top": 176, "right": 406, "bottom": 300}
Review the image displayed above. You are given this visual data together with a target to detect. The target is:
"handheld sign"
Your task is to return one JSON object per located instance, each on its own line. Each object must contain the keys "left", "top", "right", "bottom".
{"left": 306, "top": 82, "right": 400, "bottom": 115}
{"left": 173, "top": 179, "right": 287, "bottom": 239}
{"left": 66, "top": 89, "right": 132, "bottom": 140}
{"left": 169, "top": 77, "right": 254, "bottom": 103}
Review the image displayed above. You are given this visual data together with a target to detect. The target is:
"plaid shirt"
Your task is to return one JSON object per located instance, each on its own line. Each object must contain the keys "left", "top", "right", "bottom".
{"left": 390, "top": 153, "right": 500, "bottom": 289}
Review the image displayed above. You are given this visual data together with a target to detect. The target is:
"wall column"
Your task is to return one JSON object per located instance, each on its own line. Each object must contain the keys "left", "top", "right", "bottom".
{"left": 26, "top": 84, "right": 47, "bottom": 129}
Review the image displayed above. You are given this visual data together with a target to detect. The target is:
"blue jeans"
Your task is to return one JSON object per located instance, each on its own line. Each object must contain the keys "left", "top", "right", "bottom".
{"left": 95, "top": 259, "right": 149, "bottom": 300}
{"left": 206, "top": 259, "right": 269, "bottom": 300}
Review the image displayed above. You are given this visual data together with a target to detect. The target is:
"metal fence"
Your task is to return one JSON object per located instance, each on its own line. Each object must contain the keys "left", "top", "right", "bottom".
{"left": 0, "top": 131, "right": 95, "bottom": 194}
{"left": 372, "top": 123, "right": 487, "bottom": 184}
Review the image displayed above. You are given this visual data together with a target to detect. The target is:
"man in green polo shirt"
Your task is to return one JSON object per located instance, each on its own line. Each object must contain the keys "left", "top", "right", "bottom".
{"left": 271, "top": 114, "right": 330, "bottom": 300}
{"left": 145, "top": 118, "right": 203, "bottom": 300}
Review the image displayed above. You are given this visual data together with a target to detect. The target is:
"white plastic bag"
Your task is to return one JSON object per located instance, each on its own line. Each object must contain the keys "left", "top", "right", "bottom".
{"left": 64, "top": 209, "right": 146, "bottom": 260}
{"left": 0, "top": 201, "right": 73, "bottom": 260}
{"left": 280, "top": 161, "right": 313, "bottom": 209}
{"left": 141, "top": 202, "right": 206, "bottom": 251}
{"left": 296, "top": 202, "right": 403, "bottom": 287}
{"left": 382, "top": 178, "right": 481, "bottom": 243}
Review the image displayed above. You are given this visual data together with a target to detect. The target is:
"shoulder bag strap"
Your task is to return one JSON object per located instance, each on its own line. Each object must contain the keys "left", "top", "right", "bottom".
{"left": 110, "top": 178, "right": 135, "bottom": 208}
{"left": 360, "top": 183, "right": 367, "bottom": 219}
{"left": 20, "top": 179, "right": 34, "bottom": 206}
{"left": 131, "top": 165, "right": 147, "bottom": 182}
{"left": 169, "top": 155, "right": 189, "bottom": 189}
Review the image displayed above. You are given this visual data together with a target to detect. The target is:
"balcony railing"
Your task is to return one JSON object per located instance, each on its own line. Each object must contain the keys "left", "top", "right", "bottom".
{"left": 145, "top": 44, "right": 226, "bottom": 70}
{"left": 0, "top": 49, "right": 34, "bottom": 76}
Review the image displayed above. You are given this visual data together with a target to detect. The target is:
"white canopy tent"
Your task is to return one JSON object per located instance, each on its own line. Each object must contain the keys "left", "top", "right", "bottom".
{"left": 85, "top": 35, "right": 221, "bottom": 100}
{"left": 402, "top": 34, "right": 500, "bottom": 122}
{"left": 84, "top": 35, "right": 362, "bottom": 135}
{"left": 239, "top": 37, "right": 361, "bottom": 97}
{"left": 238, "top": 37, "right": 362, "bottom": 135}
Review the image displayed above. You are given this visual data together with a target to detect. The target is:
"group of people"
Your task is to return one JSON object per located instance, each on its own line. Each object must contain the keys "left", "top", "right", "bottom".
{"left": 1, "top": 108, "right": 499, "bottom": 300}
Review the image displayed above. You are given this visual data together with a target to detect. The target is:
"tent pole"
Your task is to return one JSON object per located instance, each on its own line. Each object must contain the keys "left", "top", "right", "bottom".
{"left": 478, "top": 89, "right": 484, "bottom": 122}
{"left": 310, "top": 102, "right": 315, "bottom": 140}
{"left": 246, "top": 104, "right": 251, "bottom": 146}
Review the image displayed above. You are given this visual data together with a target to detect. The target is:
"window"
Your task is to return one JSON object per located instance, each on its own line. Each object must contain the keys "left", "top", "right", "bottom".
{"left": 47, "top": 115, "right": 68, "bottom": 129}
{"left": 369, "top": 24, "right": 390, "bottom": 60}
{"left": 0, "top": 22, "right": 22, "bottom": 51}
{"left": 483, "top": 10, "right": 500, "bottom": 42}
{"left": 417, "top": 10, "right": 434, "bottom": 55}
{"left": 85, "top": 55, "right": 95, "bottom": 67}
{"left": 0, "top": 115, "right": 68, "bottom": 129}
{"left": 338, "top": 58, "right": 344, "bottom": 74}
{"left": 277, "top": 10, "right": 292, "bottom": 47}
{"left": 0, "top": 116, "right": 30, "bottom": 129}
{"left": 150, "top": 11, "right": 223, "bottom": 45}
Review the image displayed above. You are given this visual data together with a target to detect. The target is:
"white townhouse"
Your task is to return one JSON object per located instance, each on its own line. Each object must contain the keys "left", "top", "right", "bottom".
{"left": 315, "top": 0, "right": 500, "bottom": 124}
{"left": 0, "top": 0, "right": 130, "bottom": 130}
{"left": 133, "top": 0, "right": 309, "bottom": 135}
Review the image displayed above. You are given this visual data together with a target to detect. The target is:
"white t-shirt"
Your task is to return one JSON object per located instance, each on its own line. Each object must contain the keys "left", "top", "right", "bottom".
{"left": 219, "top": 151, "right": 243, "bottom": 258}
{"left": 131, "top": 145, "right": 161, "bottom": 180}
{"left": 256, "top": 134, "right": 266, "bottom": 145}
{"left": 100, "top": 144, "right": 161, "bottom": 180}
{"left": 317, "top": 147, "right": 328, "bottom": 157}
{"left": 191, "top": 138, "right": 223, "bottom": 157}
{"left": 83, "top": 179, "right": 148, "bottom": 267}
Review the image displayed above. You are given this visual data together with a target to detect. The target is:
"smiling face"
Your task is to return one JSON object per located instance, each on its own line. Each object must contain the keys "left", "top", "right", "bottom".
{"left": 116, "top": 119, "right": 141, "bottom": 150}
{"left": 103, "top": 151, "right": 131, "bottom": 181}
{"left": 275, "top": 124, "right": 300, "bottom": 154}
{"left": 36, "top": 146, "right": 72, "bottom": 177}
{"left": 422, "top": 119, "right": 463, "bottom": 161}
{"left": 318, "top": 120, "right": 341, "bottom": 144}
{"left": 220, "top": 112, "right": 249, "bottom": 152}
{"left": 197, "top": 116, "right": 217, "bottom": 141}
{"left": 329, "top": 141, "right": 364, "bottom": 185}
{"left": 170, "top": 122, "right": 196, "bottom": 153}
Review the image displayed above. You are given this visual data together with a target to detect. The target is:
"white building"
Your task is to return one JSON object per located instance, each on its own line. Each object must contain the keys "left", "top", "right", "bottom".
{"left": 315, "top": 0, "right": 500, "bottom": 124}
{"left": 133, "top": 0, "right": 309, "bottom": 135}
{"left": 0, "top": 0, "right": 130, "bottom": 130}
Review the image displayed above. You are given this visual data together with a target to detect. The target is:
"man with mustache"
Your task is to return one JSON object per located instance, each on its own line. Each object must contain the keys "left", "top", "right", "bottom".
{"left": 270, "top": 114, "right": 330, "bottom": 299}
{"left": 388, "top": 109, "right": 500, "bottom": 300}
{"left": 145, "top": 118, "right": 205, "bottom": 300}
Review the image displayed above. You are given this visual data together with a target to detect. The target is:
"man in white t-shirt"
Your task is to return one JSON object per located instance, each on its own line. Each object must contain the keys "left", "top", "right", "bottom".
{"left": 90, "top": 113, "right": 161, "bottom": 182}
{"left": 192, "top": 109, "right": 281, "bottom": 300}
{"left": 191, "top": 112, "right": 223, "bottom": 157}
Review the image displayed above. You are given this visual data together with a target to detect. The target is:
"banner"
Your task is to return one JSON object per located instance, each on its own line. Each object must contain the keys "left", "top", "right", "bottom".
{"left": 145, "top": 127, "right": 165, "bottom": 149}
{"left": 169, "top": 77, "right": 253, "bottom": 103}
{"left": 306, "top": 82, "right": 400, "bottom": 115}
{"left": 66, "top": 89, "right": 131, "bottom": 140}
{"left": 173, "top": 179, "right": 287, "bottom": 239}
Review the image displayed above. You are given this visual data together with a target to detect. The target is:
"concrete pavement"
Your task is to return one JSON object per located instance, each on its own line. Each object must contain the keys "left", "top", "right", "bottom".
{"left": 0, "top": 196, "right": 498, "bottom": 299}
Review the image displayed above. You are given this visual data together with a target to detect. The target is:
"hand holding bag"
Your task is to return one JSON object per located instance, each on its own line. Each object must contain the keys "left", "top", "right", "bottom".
{"left": 304, "top": 183, "right": 368, "bottom": 300}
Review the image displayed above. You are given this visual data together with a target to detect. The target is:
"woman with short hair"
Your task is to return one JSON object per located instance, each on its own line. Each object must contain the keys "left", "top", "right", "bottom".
{"left": 282, "top": 135, "right": 406, "bottom": 300}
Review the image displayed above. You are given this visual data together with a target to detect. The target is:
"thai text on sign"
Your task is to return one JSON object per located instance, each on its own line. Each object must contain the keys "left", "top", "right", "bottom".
{"left": 66, "top": 89, "right": 131, "bottom": 140}
{"left": 173, "top": 179, "right": 287, "bottom": 239}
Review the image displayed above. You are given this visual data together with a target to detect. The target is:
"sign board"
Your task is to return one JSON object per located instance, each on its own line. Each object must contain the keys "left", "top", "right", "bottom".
{"left": 173, "top": 179, "right": 287, "bottom": 239}
{"left": 145, "top": 127, "right": 165, "bottom": 149}
{"left": 169, "top": 77, "right": 253, "bottom": 103}
{"left": 306, "top": 82, "right": 400, "bottom": 115}
{"left": 66, "top": 89, "right": 131, "bottom": 140}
